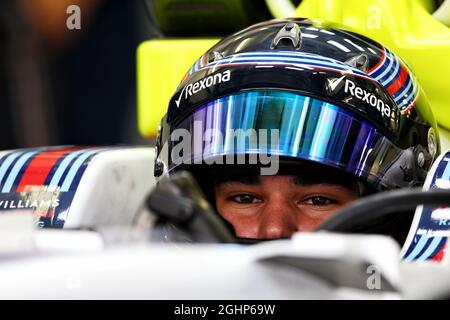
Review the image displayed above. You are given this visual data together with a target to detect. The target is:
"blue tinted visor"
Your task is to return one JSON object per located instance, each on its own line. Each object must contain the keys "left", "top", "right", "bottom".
{"left": 164, "top": 90, "right": 406, "bottom": 189}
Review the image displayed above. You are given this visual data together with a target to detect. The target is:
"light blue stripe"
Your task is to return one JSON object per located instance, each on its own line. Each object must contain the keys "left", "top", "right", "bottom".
{"left": 397, "top": 79, "right": 416, "bottom": 108}
{"left": 417, "top": 237, "right": 443, "bottom": 261}
{"left": 398, "top": 91, "right": 415, "bottom": 109}
{"left": 404, "top": 234, "right": 429, "bottom": 261}
{"left": 60, "top": 149, "right": 101, "bottom": 192}
{"left": 0, "top": 152, "right": 24, "bottom": 185}
{"left": 47, "top": 149, "right": 92, "bottom": 191}
{"left": 442, "top": 160, "right": 450, "bottom": 180}
{"left": 208, "top": 57, "right": 365, "bottom": 75}
{"left": 211, "top": 56, "right": 346, "bottom": 67}
{"left": 234, "top": 51, "right": 345, "bottom": 64}
{"left": 213, "top": 55, "right": 358, "bottom": 69}
{"left": 217, "top": 59, "right": 365, "bottom": 76}
{"left": 1, "top": 151, "right": 38, "bottom": 193}
{"left": 194, "top": 59, "right": 200, "bottom": 72}
{"left": 374, "top": 51, "right": 395, "bottom": 81}
{"left": 381, "top": 57, "right": 400, "bottom": 86}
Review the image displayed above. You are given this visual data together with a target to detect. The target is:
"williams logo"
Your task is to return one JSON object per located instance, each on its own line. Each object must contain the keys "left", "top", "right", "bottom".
{"left": 0, "top": 199, "right": 59, "bottom": 210}
{"left": 175, "top": 70, "right": 231, "bottom": 107}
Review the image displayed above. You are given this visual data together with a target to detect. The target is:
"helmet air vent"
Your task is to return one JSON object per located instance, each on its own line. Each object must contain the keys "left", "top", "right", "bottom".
{"left": 208, "top": 51, "right": 224, "bottom": 63}
{"left": 270, "top": 22, "right": 302, "bottom": 50}
{"left": 344, "top": 54, "right": 370, "bottom": 73}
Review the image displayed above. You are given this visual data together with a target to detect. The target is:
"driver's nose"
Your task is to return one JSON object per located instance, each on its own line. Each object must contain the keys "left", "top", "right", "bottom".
{"left": 256, "top": 197, "right": 299, "bottom": 239}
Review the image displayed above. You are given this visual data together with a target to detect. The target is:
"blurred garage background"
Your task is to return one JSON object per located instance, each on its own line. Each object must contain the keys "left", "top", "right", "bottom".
{"left": 0, "top": 0, "right": 448, "bottom": 149}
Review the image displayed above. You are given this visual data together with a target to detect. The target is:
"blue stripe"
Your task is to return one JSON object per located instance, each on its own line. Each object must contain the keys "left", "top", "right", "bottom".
{"left": 210, "top": 55, "right": 356, "bottom": 69}
{"left": 374, "top": 52, "right": 395, "bottom": 81}
{"left": 368, "top": 53, "right": 387, "bottom": 76}
{"left": 211, "top": 52, "right": 360, "bottom": 66}
{"left": 417, "top": 236, "right": 443, "bottom": 261}
{"left": 208, "top": 58, "right": 365, "bottom": 76}
{"left": 371, "top": 49, "right": 394, "bottom": 77}
{"left": 381, "top": 57, "right": 400, "bottom": 86}
{"left": 60, "top": 149, "right": 101, "bottom": 192}
{"left": 8, "top": 155, "right": 38, "bottom": 193}
{"left": 233, "top": 51, "right": 346, "bottom": 64}
{"left": 0, "top": 151, "right": 16, "bottom": 170}
{"left": 1, "top": 151, "right": 38, "bottom": 193}
{"left": 0, "top": 152, "right": 24, "bottom": 186}
{"left": 47, "top": 149, "right": 92, "bottom": 191}
{"left": 195, "top": 51, "right": 367, "bottom": 77}
{"left": 43, "top": 153, "right": 70, "bottom": 186}
{"left": 404, "top": 234, "right": 430, "bottom": 261}
{"left": 397, "top": 80, "right": 417, "bottom": 109}
{"left": 398, "top": 91, "right": 415, "bottom": 109}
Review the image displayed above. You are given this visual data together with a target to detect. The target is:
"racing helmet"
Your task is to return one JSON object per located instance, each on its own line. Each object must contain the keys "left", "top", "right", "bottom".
{"left": 154, "top": 18, "right": 440, "bottom": 196}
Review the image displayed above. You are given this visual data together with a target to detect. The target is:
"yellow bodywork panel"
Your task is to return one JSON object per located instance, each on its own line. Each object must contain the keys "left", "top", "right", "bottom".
{"left": 294, "top": 0, "right": 450, "bottom": 129}
{"left": 137, "top": 39, "right": 219, "bottom": 138}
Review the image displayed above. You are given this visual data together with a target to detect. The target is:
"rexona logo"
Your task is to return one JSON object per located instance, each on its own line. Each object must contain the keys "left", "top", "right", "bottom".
{"left": 175, "top": 70, "right": 231, "bottom": 107}
{"left": 344, "top": 79, "right": 392, "bottom": 118}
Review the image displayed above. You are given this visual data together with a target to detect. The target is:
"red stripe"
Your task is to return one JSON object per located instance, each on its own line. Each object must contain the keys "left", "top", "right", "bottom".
{"left": 367, "top": 46, "right": 386, "bottom": 74}
{"left": 386, "top": 64, "right": 409, "bottom": 95}
{"left": 432, "top": 241, "right": 447, "bottom": 262}
{"left": 16, "top": 147, "right": 84, "bottom": 192}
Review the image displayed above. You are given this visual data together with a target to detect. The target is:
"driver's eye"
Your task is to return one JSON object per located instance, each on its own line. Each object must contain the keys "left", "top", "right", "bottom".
{"left": 229, "top": 194, "right": 260, "bottom": 204}
{"left": 303, "top": 196, "right": 335, "bottom": 207}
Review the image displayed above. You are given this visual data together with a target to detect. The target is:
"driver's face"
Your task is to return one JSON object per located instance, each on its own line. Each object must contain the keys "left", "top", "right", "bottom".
{"left": 214, "top": 175, "right": 359, "bottom": 240}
